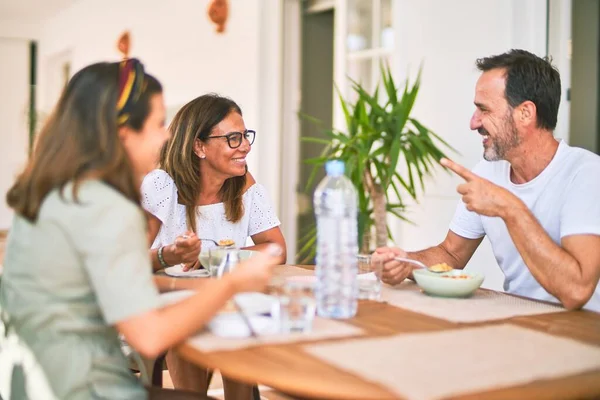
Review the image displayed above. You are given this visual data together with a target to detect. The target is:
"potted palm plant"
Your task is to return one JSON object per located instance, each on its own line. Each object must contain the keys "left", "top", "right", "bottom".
{"left": 298, "top": 64, "right": 454, "bottom": 262}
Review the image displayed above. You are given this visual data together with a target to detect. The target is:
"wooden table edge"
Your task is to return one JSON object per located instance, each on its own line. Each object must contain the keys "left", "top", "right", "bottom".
{"left": 176, "top": 340, "right": 397, "bottom": 399}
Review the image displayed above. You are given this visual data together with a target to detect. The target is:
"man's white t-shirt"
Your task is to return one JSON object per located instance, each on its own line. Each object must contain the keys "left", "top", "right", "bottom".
{"left": 449, "top": 140, "right": 600, "bottom": 312}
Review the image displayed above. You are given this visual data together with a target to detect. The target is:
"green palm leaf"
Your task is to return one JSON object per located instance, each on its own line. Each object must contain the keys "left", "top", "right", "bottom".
{"left": 300, "top": 62, "right": 456, "bottom": 256}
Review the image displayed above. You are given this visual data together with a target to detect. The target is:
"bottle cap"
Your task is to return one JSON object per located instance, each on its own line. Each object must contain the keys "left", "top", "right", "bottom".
{"left": 325, "top": 160, "right": 345, "bottom": 177}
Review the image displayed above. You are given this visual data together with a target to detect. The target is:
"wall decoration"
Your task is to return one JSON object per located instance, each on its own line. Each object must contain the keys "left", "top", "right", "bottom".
{"left": 117, "top": 31, "right": 131, "bottom": 59}
{"left": 207, "top": 0, "right": 229, "bottom": 33}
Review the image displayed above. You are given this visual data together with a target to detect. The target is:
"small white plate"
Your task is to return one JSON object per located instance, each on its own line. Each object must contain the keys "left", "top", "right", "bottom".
{"left": 164, "top": 264, "right": 211, "bottom": 278}
{"left": 208, "top": 314, "right": 278, "bottom": 338}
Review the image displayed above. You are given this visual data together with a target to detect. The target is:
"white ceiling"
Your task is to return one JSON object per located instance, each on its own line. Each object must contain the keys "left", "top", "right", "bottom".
{"left": 0, "top": 0, "right": 79, "bottom": 21}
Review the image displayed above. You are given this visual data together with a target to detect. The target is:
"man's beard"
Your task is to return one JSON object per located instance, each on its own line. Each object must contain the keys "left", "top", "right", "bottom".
{"left": 483, "top": 114, "right": 521, "bottom": 161}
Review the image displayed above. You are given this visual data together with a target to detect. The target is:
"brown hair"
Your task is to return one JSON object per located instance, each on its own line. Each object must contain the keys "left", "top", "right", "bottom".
{"left": 6, "top": 61, "right": 162, "bottom": 221}
{"left": 160, "top": 93, "right": 246, "bottom": 232}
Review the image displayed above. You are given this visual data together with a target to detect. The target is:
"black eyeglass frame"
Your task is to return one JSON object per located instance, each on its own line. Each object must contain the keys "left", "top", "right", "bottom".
{"left": 205, "top": 129, "right": 256, "bottom": 149}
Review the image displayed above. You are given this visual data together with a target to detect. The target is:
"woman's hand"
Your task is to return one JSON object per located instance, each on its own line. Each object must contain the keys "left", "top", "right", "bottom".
{"left": 226, "top": 244, "right": 283, "bottom": 293}
{"left": 162, "top": 232, "right": 202, "bottom": 270}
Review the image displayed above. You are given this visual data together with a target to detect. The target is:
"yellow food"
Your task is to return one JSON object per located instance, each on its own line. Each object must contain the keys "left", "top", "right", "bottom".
{"left": 218, "top": 239, "right": 235, "bottom": 247}
{"left": 429, "top": 262, "right": 453, "bottom": 272}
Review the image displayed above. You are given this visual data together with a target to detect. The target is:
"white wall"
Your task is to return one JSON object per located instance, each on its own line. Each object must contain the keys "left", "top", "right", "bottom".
{"left": 0, "top": 38, "right": 30, "bottom": 230}
{"left": 36, "top": 0, "right": 283, "bottom": 210}
{"left": 0, "top": 20, "right": 40, "bottom": 40}
{"left": 392, "top": 0, "right": 548, "bottom": 290}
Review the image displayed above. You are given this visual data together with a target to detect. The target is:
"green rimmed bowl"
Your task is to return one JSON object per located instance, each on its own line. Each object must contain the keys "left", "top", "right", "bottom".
{"left": 413, "top": 269, "right": 484, "bottom": 298}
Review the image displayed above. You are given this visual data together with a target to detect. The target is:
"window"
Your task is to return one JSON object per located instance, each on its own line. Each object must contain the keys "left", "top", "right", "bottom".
{"left": 333, "top": 0, "right": 395, "bottom": 127}
{"left": 345, "top": 0, "right": 393, "bottom": 98}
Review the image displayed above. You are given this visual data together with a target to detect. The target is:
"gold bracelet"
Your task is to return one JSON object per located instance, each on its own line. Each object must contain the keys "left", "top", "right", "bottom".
{"left": 170, "top": 278, "right": 176, "bottom": 291}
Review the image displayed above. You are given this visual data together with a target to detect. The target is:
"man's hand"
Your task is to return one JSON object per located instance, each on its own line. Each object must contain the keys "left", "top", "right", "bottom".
{"left": 441, "top": 158, "right": 523, "bottom": 218}
{"left": 374, "top": 247, "right": 414, "bottom": 285}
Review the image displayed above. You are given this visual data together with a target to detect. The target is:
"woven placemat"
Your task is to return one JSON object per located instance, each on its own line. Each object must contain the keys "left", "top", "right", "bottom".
{"left": 304, "top": 324, "right": 600, "bottom": 400}
{"left": 382, "top": 281, "right": 565, "bottom": 323}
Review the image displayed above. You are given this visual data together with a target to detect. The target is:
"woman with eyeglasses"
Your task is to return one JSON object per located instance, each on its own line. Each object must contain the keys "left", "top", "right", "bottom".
{"left": 141, "top": 93, "right": 286, "bottom": 396}
{"left": 0, "top": 61, "right": 281, "bottom": 400}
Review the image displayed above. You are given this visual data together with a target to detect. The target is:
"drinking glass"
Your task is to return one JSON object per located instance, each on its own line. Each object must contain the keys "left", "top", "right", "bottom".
{"left": 272, "top": 279, "right": 316, "bottom": 333}
{"left": 356, "top": 254, "right": 383, "bottom": 300}
{"left": 208, "top": 248, "right": 240, "bottom": 278}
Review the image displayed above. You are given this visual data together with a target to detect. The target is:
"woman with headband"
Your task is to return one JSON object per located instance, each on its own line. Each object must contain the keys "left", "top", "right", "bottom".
{"left": 0, "top": 59, "right": 280, "bottom": 399}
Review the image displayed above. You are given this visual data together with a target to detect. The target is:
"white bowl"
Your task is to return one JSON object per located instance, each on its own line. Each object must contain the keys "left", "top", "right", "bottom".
{"left": 208, "top": 314, "right": 278, "bottom": 338}
{"left": 226, "top": 292, "right": 278, "bottom": 315}
{"left": 413, "top": 269, "right": 484, "bottom": 298}
{"left": 198, "top": 249, "right": 258, "bottom": 269}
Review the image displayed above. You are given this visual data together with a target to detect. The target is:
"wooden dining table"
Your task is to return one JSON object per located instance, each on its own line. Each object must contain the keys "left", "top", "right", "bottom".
{"left": 176, "top": 265, "right": 600, "bottom": 400}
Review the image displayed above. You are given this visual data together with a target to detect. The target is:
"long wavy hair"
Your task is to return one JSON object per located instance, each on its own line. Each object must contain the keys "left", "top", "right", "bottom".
{"left": 160, "top": 94, "right": 246, "bottom": 232}
{"left": 7, "top": 61, "right": 162, "bottom": 221}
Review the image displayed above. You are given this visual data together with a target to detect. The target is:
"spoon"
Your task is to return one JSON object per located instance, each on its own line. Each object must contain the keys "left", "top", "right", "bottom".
{"left": 393, "top": 257, "right": 453, "bottom": 273}
{"left": 183, "top": 236, "right": 232, "bottom": 247}
{"left": 197, "top": 238, "right": 219, "bottom": 246}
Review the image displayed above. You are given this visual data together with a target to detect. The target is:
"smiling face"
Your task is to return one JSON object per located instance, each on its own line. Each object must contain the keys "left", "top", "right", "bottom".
{"left": 470, "top": 68, "right": 521, "bottom": 161}
{"left": 194, "top": 111, "right": 251, "bottom": 179}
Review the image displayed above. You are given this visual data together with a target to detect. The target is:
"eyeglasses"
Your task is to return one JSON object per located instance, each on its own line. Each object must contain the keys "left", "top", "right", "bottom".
{"left": 206, "top": 130, "right": 256, "bottom": 149}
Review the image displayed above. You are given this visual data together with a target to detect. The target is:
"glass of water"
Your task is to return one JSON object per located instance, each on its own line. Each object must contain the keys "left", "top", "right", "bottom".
{"left": 208, "top": 247, "right": 239, "bottom": 278}
{"left": 356, "top": 254, "right": 383, "bottom": 300}
{"left": 272, "top": 279, "right": 316, "bottom": 333}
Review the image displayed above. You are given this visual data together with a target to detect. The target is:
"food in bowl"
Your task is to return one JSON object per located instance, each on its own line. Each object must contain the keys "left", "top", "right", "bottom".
{"left": 429, "top": 262, "right": 454, "bottom": 273}
{"left": 218, "top": 239, "right": 235, "bottom": 247}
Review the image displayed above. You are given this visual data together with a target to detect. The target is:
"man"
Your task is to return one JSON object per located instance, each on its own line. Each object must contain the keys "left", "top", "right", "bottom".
{"left": 377, "top": 49, "right": 600, "bottom": 311}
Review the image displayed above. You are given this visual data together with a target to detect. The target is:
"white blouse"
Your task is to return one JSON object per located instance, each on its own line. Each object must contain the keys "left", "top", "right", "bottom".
{"left": 141, "top": 169, "right": 281, "bottom": 250}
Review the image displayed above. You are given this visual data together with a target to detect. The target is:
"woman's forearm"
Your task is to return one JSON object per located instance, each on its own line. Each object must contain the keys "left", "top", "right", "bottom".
{"left": 117, "top": 277, "right": 238, "bottom": 358}
{"left": 153, "top": 275, "right": 211, "bottom": 292}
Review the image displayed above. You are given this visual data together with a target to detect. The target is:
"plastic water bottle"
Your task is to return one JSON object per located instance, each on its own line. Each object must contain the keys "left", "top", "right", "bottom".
{"left": 313, "top": 160, "right": 359, "bottom": 319}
